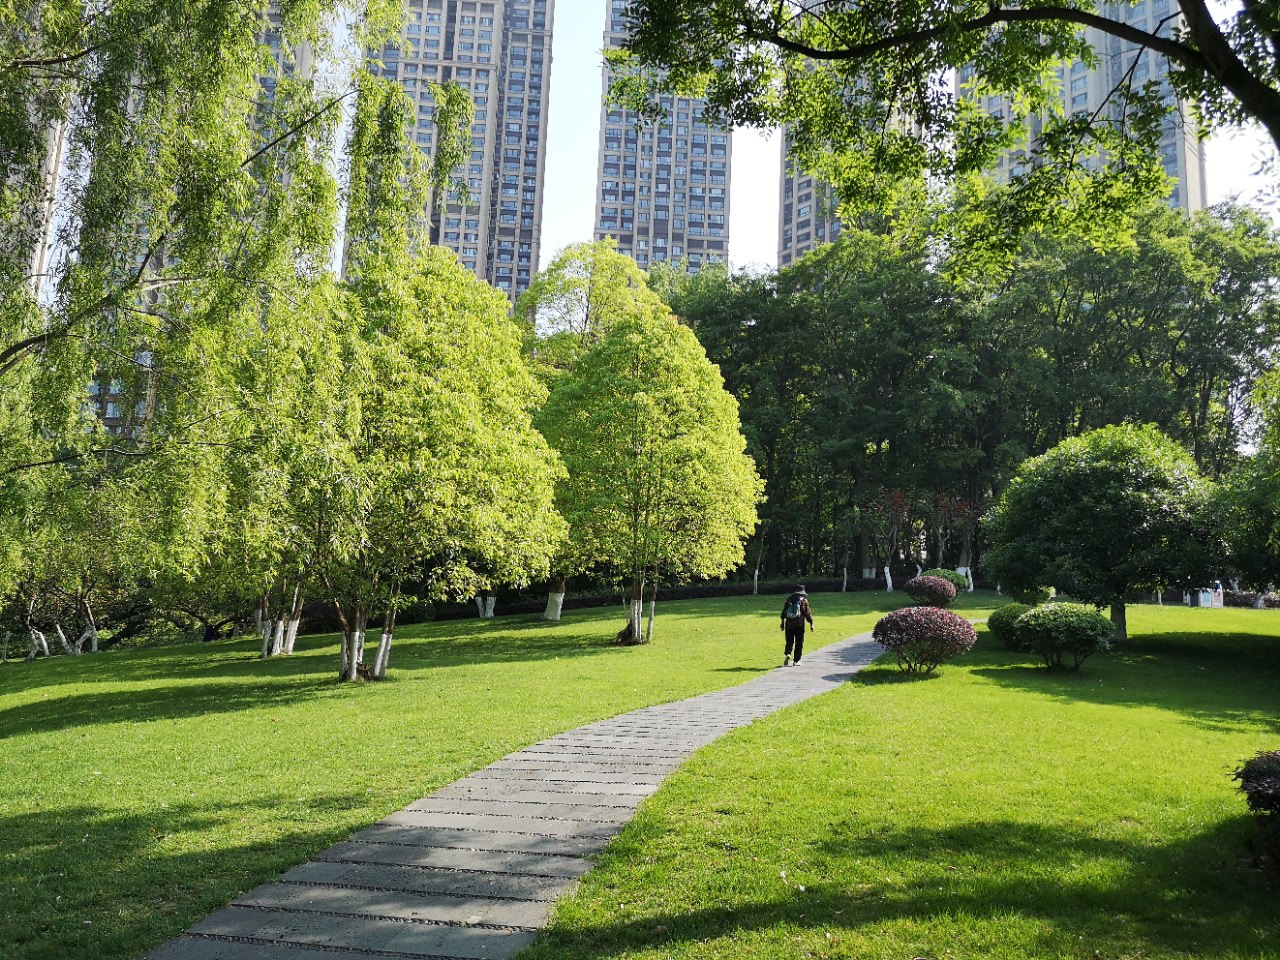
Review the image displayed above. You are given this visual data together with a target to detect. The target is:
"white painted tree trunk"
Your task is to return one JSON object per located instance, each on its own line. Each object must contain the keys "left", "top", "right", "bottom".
{"left": 753, "top": 567, "right": 759, "bottom": 594}
{"left": 629, "top": 599, "right": 643, "bottom": 641}
{"left": 543, "top": 591, "right": 565, "bottom": 621}
{"left": 74, "top": 625, "right": 95, "bottom": 654}
{"left": 862, "top": 567, "right": 875, "bottom": 579}
{"left": 956, "top": 566, "right": 974, "bottom": 592}
{"left": 373, "top": 632, "right": 393, "bottom": 679}
{"left": 340, "top": 605, "right": 368, "bottom": 682}
{"left": 483, "top": 595, "right": 496, "bottom": 618}
{"left": 284, "top": 615, "right": 301, "bottom": 655}
{"left": 475, "top": 596, "right": 485, "bottom": 617}
{"left": 269, "top": 618, "right": 285, "bottom": 657}
{"left": 261, "top": 621, "right": 273, "bottom": 658}
{"left": 54, "top": 623, "right": 74, "bottom": 654}
{"left": 915, "top": 564, "right": 922, "bottom": 578}
{"left": 28, "top": 628, "right": 49, "bottom": 660}
{"left": 884, "top": 566, "right": 893, "bottom": 592}
{"left": 842, "top": 566, "right": 848, "bottom": 591}
{"left": 282, "top": 586, "right": 302, "bottom": 654}
{"left": 644, "top": 599, "right": 656, "bottom": 643}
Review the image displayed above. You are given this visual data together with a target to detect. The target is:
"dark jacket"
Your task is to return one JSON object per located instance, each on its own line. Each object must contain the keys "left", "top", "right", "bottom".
{"left": 780, "top": 593, "right": 813, "bottom": 630}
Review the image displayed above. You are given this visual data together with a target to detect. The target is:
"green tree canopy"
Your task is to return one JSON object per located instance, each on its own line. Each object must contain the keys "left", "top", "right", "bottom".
{"left": 983, "top": 423, "right": 1216, "bottom": 640}
{"left": 515, "top": 238, "right": 655, "bottom": 383}
{"left": 538, "top": 307, "right": 763, "bottom": 642}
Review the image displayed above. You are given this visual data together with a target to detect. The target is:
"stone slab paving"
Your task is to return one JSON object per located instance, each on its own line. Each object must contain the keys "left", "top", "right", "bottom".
{"left": 144, "top": 630, "right": 881, "bottom": 960}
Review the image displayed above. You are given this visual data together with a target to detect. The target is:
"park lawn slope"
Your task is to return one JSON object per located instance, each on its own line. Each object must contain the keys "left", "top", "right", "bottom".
{"left": 521, "top": 604, "right": 1280, "bottom": 960}
{"left": 0, "top": 589, "right": 990, "bottom": 960}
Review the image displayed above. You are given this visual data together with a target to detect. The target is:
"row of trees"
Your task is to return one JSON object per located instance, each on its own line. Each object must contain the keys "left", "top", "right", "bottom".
{"left": 2, "top": 8, "right": 763, "bottom": 673}
{"left": 652, "top": 198, "right": 1280, "bottom": 583}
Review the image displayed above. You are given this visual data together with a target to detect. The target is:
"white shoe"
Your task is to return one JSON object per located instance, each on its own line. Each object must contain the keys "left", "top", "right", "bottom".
{"left": 792, "top": 660, "right": 802, "bottom": 667}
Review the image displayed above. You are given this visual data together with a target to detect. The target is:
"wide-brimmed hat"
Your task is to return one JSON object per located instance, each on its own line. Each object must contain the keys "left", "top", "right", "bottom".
{"left": 795, "top": 585, "right": 806, "bottom": 595}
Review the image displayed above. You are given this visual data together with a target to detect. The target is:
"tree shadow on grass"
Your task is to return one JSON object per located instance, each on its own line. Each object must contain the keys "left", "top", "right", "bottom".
{"left": 521, "top": 817, "right": 1279, "bottom": 960}
{"left": 1, "top": 615, "right": 678, "bottom": 735}
{"left": 0, "top": 673, "right": 340, "bottom": 738}
{"left": 970, "top": 630, "right": 1280, "bottom": 735}
{"left": 0, "top": 793, "right": 371, "bottom": 960}
{"left": 1, "top": 617, "right": 629, "bottom": 699}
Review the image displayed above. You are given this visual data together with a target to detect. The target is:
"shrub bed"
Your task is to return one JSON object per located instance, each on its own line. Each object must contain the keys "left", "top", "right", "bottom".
{"left": 1223, "top": 590, "right": 1260, "bottom": 608}
{"left": 872, "top": 606, "right": 976, "bottom": 675}
{"left": 903, "top": 575, "right": 958, "bottom": 608}
{"left": 986, "top": 602, "right": 1032, "bottom": 650}
{"left": 1016, "top": 602, "right": 1113, "bottom": 670}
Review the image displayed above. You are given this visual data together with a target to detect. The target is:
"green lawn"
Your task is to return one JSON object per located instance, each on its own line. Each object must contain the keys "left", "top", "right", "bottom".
{"left": 521, "top": 604, "right": 1280, "bottom": 960}
{"left": 0, "top": 589, "right": 959, "bottom": 960}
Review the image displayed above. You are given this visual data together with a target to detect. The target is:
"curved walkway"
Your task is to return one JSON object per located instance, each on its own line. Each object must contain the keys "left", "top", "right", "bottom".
{"left": 145, "top": 630, "right": 882, "bottom": 960}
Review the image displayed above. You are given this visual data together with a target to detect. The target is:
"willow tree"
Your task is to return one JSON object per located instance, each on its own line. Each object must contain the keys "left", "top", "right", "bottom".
{"left": 1, "top": 1, "right": 401, "bottom": 637}
{"left": 539, "top": 308, "right": 763, "bottom": 643}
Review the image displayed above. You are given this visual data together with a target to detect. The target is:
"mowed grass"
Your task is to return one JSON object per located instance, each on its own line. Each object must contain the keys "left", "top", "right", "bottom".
{"left": 521, "top": 605, "right": 1280, "bottom": 960}
{"left": 0, "top": 589, "right": 966, "bottom": 960}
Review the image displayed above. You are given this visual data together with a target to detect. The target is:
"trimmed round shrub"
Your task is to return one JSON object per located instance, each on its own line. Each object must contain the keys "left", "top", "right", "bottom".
{"left": 1234, "top": 749, "right": 1280, "bottom": 866}
{"left": 1009, "top": 584, "right": 1053, "bottom": 605}
{"left": 1014, "top": 602, "right": 1113, "bottom": 670}
{"left": 986, "top": 602, "right": 1032, "bottom": 650}
{"left": 872, "top": 606, "right": 977, "bottom": 674}
{"left": 1234, "top": 749, "right": 1280, "bottom": 817}
{"left": 903, "top": 575, "right": 957, "bottom": 608}
{"left": 922, "top": 568, "right": 968, "bottom": 592}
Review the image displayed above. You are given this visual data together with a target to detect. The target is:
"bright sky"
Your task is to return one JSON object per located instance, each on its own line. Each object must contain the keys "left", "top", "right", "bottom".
{"left": 539, "top": 0, "right": 1278, "bottom": 273}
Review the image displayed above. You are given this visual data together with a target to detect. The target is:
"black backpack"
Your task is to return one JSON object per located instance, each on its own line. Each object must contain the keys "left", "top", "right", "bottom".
{"left": 783, "top": 595, "right": 804, "bottom": 620}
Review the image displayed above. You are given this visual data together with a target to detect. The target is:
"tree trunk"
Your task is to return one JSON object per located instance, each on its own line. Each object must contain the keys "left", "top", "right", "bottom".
{"left": 28, "top": 628, "right": 48, "bottom": 660}
{"left": 337, "top": 602, "right": 367, "bottom": 682}
{"left": 372, "top": 597, "right": 397, "bottom": 680}
{"left": 283, "top": 585, "right": 302, "bottom": 654}
{"left": 54, "top": 622, "right": 74, "bottom": 654}
{"left": 543, "top": 576, "right": 567, "bottom": 621}
{"left": 1109, "top": 602, "right": 1128, "bottom": 643}
{"left": 1, "top": 631, "right": 8, "bottom": 663}
{"left": 74, "top": 625, "right": 95, "bottom": 654}
{"left": 269, "top": 618, "right": 285, "bottom": 657}
{"left": 858, "top": 526, "right": 872, "bottom": 579}
{"left": 884, "top": 565, "right": 893, "bottom": 592}
{"left": 618, "top": 576, "right": 645, "bottom": 645}
{"left": 256, "top": 595, "right": 267, "bottom": 639}
{"left": 483, "top": 595, "right": 496, "bottom": 618}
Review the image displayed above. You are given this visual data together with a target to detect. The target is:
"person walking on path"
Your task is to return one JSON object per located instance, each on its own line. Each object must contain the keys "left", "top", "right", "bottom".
{"left": 780, "top": 585, "right": 814, "bottom": 666}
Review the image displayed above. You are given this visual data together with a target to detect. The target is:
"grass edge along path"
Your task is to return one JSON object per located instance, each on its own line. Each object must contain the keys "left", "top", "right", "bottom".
{"left": 0, "top": 591, "right": 983, "bottom": 960}
{"left": 518, "top": 605, "right": 1280, "bottom": 960}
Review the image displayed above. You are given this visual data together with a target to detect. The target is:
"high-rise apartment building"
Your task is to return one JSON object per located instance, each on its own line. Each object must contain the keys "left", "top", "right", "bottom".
{"left": 777, "top": 131, "right": 842, "bottom": 268}
{"left": 957, "top": 0, "right": 1206, "bottom": 214}
{"left": 592, "top": 0, "right": 730, "bottom": 271}
{"left": 374, "top": 0, "right": 554, "bottom": 300}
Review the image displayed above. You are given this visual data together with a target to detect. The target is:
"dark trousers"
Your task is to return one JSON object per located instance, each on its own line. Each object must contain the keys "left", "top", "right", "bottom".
{"left": 784, "top": 623, "right": 805, "bottom": 662}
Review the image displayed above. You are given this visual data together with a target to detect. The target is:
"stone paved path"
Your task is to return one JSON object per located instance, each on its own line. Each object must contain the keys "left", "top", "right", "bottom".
{"left": 144, "top": 630, "right": 881, "bottom": 960}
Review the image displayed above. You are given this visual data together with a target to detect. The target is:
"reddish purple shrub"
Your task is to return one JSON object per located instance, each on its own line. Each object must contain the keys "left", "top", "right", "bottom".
{"left": 872, "top": 606, "right": 977, "bottom": 674}
{"left": 903, "top": 575, "right": 958, "bottom": 608}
